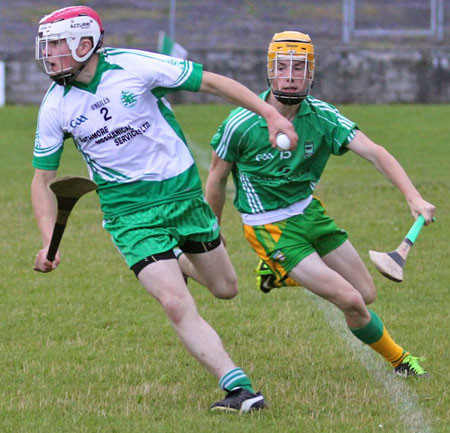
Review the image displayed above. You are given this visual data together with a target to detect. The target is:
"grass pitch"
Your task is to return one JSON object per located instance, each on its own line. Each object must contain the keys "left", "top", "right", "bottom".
{"left": 0, "top": 103, "right": 449, "bottom": 433}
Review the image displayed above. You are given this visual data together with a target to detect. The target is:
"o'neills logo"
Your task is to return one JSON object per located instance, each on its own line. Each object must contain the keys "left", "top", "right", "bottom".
{"left": 91, "top": 97, "right": 110, "bottom": 111}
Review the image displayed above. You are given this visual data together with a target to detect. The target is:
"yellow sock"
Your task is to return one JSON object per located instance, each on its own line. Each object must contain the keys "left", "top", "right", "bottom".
{"left": 350, "top": 310, "right": 407, "bottom": 367}
{"left": 369, "top": 328, "right": 408, "bottom": 367}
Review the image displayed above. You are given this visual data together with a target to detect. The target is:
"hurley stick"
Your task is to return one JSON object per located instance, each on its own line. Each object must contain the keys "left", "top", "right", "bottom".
{"left": 46, "top": 176, "right": 97, "bottom": 262}
{"left": 369, "top": 215, "right": 434, "bottom": 282}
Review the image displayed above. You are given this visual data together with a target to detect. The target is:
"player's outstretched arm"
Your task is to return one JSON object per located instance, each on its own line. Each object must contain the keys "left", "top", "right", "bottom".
{"left": 347, "top": 130, "right": 435, "bottom": 224}
{"left": 31, "top": 169, "right": 60, "bottom": 272}
{"left": 200, "top": 71, "right": 298, "bottom": 150}
{"left": 205, "top": 152, "right": 233, "bottom": 226}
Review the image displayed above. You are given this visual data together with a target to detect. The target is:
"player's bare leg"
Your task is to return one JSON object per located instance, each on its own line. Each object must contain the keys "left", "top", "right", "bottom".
{"left": 137, "top": 258, "right": 236, "bottom": 378}
{"left": 288, "top": 251, "right": 425, "bottom": 375}
{"left": 138, "top": 258, "right": 266, "bottom": 410}
{"left": 288, "top": 252, "right": 371, "bottom": 328}
{"left": 180, "top": 243, "right": 238, "bottom": 300}
{"left": 321, "top": 240, "right": 377, "bottom": 305}
{"left": 177, "top": 252, "right": 207, "bottom": 286}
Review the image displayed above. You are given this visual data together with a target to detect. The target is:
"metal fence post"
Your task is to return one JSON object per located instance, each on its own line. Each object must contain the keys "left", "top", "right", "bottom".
{"left": 437, "top": 0, "right": 444, "bottom": 41}
{"left": 0, "top": 61, "right": 5, "bottom": 106}
{"left": 342, "top": 0, "right": 350, "bottom": 44}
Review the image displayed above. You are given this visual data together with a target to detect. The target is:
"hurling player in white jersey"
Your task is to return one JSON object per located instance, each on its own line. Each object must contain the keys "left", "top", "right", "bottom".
{"left": 206, "top": 31, "right": 435, "bottom": 379}
{"left": 32, "top": 6, "right": 297, "bottom": 413}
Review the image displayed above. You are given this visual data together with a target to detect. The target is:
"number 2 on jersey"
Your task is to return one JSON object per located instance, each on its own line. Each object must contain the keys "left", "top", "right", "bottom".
{"left": 100, "top": 107, "right": 112, "bottom": 121}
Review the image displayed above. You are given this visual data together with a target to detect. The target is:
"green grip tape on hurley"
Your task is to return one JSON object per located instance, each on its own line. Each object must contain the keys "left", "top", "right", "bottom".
{"left": 405, "top": 215, "right": 435, "bottom": 244}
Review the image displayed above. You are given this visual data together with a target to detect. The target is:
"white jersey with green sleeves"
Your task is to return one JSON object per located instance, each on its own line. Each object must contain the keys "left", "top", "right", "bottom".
{"left": 33, "top": 48, "right": 204, "bottom": 219}
{"left": 210, "top": 91, "right": 358, "bottom": 215}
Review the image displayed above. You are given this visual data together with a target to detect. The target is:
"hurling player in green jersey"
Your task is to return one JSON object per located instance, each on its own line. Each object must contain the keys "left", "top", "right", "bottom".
{"left": 31, "top": 7, "right": 299, "bottom": 413}
{"left": 206, "top": 31, "right": 435, "bottom": 378}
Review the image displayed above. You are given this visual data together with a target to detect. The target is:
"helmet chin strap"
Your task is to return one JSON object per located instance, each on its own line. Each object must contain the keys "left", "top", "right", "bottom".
{"left": 272, "top": 90, "right": 305, "bottom": 106}
{"left": 51, "top": 60, "right": 87, "bottom": 86}
{"left": 270, "top": 79, "right": 314, "bottom": 106}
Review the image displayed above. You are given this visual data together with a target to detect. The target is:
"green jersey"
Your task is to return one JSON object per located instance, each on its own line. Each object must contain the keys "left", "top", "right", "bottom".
{"left": 210, "top": 91, "right": 358, "bottom": 220}
{"left": 33, "top": 48, "right": 204, "bottom": 219}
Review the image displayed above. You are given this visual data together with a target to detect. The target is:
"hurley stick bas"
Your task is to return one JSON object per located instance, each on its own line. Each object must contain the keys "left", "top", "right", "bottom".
{"left": 369, "top": 215, "right": 434, "bottom": 283}
{"left": 46, "top": 176, "right": 97, "bottom": 262}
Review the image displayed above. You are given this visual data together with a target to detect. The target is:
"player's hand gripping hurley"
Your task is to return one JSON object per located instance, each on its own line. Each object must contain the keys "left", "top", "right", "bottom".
{"left": 46, "top": 176, "right": 97, "bottom": 262}
{"left": 369, "top": 215, "right": 435, "bottom": 282}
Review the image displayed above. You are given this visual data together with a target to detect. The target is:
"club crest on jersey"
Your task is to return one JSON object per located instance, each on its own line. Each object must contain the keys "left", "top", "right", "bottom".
{"left": 304, "top": 141, "right": 315, "bottom": 158}
{"left": 270, "top": 250, "right": 286, "bottom": 262}
{"left": 121, "top": 91, "right": 138, "bottom": 108}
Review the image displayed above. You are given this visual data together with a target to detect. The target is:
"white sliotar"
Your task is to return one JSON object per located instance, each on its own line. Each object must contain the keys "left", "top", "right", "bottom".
{"left": 276, "top": 133, "right": 291, "bottom": 150}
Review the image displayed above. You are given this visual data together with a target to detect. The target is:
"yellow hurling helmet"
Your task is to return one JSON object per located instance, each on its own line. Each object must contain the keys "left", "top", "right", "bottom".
{"left": 267, "top": 31, "right": 315, "bottom": 105}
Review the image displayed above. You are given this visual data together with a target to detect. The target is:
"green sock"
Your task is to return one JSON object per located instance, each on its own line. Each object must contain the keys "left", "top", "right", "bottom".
{"left": 219, "top": 368, "right": 255, "bottom": 393}
{"left": 349, "top": 310, "right": 406, "bottom": 366}
{"left": 349, "top": 310, "right": 384, "bottom": 344}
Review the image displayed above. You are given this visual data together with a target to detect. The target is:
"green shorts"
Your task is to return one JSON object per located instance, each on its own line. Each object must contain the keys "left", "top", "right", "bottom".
{"left": 103, "top": 196, "right": 220, "bottom": 268}
{"left": 243, "top": 197, "right": 348, "bottom": 281}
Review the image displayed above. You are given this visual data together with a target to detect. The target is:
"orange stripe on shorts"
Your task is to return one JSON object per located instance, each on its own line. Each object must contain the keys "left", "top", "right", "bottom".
{"left": 243, "top": 225, "right": 269, "bottom": 260}
{"left": 264, "top": 223, "right": 283, "bottom": 243}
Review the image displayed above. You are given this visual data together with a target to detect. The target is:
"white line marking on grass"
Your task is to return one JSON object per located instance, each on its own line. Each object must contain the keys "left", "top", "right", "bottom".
{"left": 188, "top": 137, "right": 235, "bottom": 193}
{"left": 188, "top": 136, "right": 212, "bottom": 172}
{"left": 188, "top": 133, "right": 433, "bottom": 433}
{"left": 309, "top": 294, "right": 433, "bottom": 433}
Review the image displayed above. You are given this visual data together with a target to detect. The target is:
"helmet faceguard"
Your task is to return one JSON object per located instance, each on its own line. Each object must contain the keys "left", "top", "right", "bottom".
{"left": 267, "top": 31, "right": 315, "bottom": 105}
{"left": 35, "top": 6, "right": 104, "bottom": 86}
